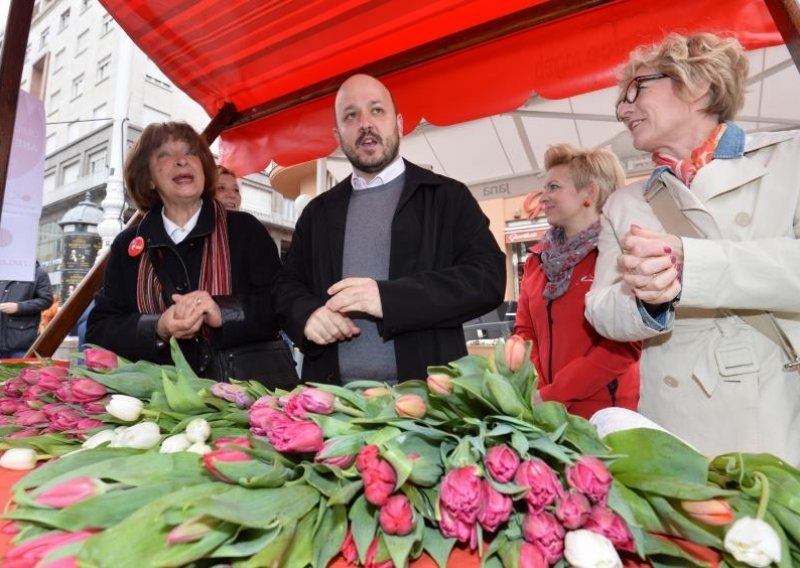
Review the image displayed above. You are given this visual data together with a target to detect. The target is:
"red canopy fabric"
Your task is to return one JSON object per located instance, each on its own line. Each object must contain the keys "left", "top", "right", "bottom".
{"left": 99, "top": 0, "right": 781, "bottom": 175}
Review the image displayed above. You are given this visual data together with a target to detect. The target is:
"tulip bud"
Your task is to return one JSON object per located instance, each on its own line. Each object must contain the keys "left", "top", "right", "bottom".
{"left": 83, "top": 347, "right": 118, "bottom": 370}
{"left": 566, "top": 456, "right": 612, "bottom": 506}
{"left": 395, "top": 394, "right": 426, "bottom": 418}
{"left": 427, "top": 373, "right": 453, "bottom": 395}
{"left": 724, "top": 517, "right": 782, "bottom": 567}
{"left": 520, "top": 541, "right": 548, "bottom": 568}
{"left": 159, "top": 434, "right": 192, "bottom": 454}
{"left": 82, "top": 429, "right": 116, "bottom": 449}
{"left": 187, "top": 442, "right": 212, "bottom": 455}
{"left": 681, "top": 499, "right": 734, "bottom": 526}
{"left": 105, "top": 394, "right": 144, "bottom": 422}
{"left": 556, "top": 491, "right": 592, "bottom": 530}
{"left": 563, "top": 529, "right": 623, "bottom": 568}
{"left": 380, "top": 494, "right": 415, "bottom": 536}
{"left": 0, "top": 448, "right": 38, "bottom": 470}
{"left": 504, "top": 335, "right": 526, "bottom": 372}
{"left": 297, "top": 388, "right": 335, "bottom": 415}
{"left": 363, "top": 386, "right": 391, "bottom": 399}
{"left": 185, "top": 418, "right": 211, "bottom": 444}
{"left": 167, "top": 515, "right": 219, "bottom": 544}
{"left": 485, "top": 444, "right": 520, "bottom": 483}
{"left": 114, "top": 421, "right": 161, "bottom": 449}
{"left": 36, "top": 476, "right": 104, "bottom": 508}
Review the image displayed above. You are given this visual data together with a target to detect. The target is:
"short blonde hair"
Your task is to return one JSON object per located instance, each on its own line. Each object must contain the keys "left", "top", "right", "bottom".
{"left": 618, "top": 33, "right": 748, "bottom": 122}
{"left": 544, "top": 144, "right": 626, "bottom": 211}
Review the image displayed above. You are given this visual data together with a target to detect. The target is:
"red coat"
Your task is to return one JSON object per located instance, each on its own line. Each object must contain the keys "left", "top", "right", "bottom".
{"left": 513, "top": 247, "right": 640, "bottom": 419}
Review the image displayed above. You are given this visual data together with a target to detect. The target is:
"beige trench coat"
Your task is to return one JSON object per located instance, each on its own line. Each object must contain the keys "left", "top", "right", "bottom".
{"left": 585, "top": 129, "right": 800, "bottom": 465}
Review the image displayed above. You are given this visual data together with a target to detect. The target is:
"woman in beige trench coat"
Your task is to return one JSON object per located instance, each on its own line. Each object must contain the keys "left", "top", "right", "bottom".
{"left": 585, "top": 33, "right": 800, "bottom": 465}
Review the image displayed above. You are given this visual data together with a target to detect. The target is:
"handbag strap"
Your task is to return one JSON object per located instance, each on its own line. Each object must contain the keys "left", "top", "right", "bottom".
{"left": 645, "top": 177, "right": 800, "bottom": 372}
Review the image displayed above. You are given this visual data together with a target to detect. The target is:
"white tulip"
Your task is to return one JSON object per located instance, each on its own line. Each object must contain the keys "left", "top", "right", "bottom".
{"left": 724, "top": 517, "right": 782, "bottom": 567}
{"left": 116, "top": 421, "right": 161, "bottom": 450}
{"left": 564, "top": 530, "right": 623, "bottom": 568}
{"left": 185, "top": 418, "right": 211, "bottom": 444}
{"left": 0, "top": 448, "right": 38, "bottom": 470}
{"left": 82, "top": 429, "right": 117, "bottom": 449}
{"left": 159, "top": 434, "right": 192, "bottom": 454}
{"left": 186, "top": 442, "right": 212, "bottom": 455}
{"left": 106, "top": 394, "right": 144, "bottom": 422}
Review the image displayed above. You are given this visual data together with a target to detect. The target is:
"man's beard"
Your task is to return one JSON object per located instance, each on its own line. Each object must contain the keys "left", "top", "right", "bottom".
{"left": 343, "top": 129, "right": 400, "bottom": 174}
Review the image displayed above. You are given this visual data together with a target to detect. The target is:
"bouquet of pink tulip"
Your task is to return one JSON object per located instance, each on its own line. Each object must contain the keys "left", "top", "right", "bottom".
{"left": 1, "top": 338, "right": 800, "bottom": 568}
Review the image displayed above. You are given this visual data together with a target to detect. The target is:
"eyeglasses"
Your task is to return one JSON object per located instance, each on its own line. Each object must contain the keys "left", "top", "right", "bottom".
{"left": 615, "top": 73, "right": 670, "bottom": 121}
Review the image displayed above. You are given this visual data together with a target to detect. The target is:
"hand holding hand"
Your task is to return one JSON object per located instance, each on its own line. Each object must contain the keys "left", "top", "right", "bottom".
{"left": 0, "top": 303, "right": 19, "bottom": 314}
{"left": 172, "top": 292, "right": 222, "bottom": 328}
{"left": 619, "top": 225, "right": 682, "bottom": 305}
{"left": 326, "top": 277, "right": 383, "bottom": 318}
{"left": 304, "top": 306, "right": 360, "bottom": 345}
{"left": 156, "top": 304, "right": 204, "bottom": 340}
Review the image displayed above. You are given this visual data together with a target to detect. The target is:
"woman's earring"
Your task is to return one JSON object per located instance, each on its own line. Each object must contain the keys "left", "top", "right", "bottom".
{"left": 149, "top": 181, "right": 156, "bottom": 190}
{"left": 582, "top": 199, "right": 591, "bottom": 207}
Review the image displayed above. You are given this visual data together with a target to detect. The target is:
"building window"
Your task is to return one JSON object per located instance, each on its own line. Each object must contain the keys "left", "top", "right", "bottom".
{"left": 59, "top": 8, "right": 70, "bottom": 32}
{"left": 92, "top": 103, "right": 108, "bottom": 121}
{"left": 102, "top": 13, "right": 114, "bottom": 35}
{"left": 43, "top": 171, "right": 56, "bottom": 193}
{"left": 88, "top": 149, "right": 107, "bottom": 175}
{"left": 142, "top": 105, "right": 170, "bottom": 125}
{"left": 62, "top": 160, "right": 80, "bottom": 185}
{"left": 71, "top": 74, "right": 85, "bottom": 100}
{"left": 40, "top": 27, "right": 50, "bottom": 49}
{"left": 66, "top": 122, "right": 80, "bottom": 143}
{"left": 96, "top": 56, "right": 111, "bottom": 83}
{"left": 145, "top": 59, "right": 172, "bottom": 90}
{"left": 53, "top": 48, "right": 65, "bottom": 74}
{"left": 76, "top": 29, "right": 88, "bottom": 54}
{"left": 47, "top": 89, "right": 60, "bottom": 116}
{"left": 81, "top": 0, "right": 91, "bottom": 13}
{"left": 46, "top": 131, "right": 57, "bottom": 154}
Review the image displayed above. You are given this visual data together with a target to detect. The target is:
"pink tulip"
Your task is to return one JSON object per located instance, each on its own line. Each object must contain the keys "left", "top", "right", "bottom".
{"left": 0, "top": 399, "right": 21, "bottom": 415}
{"left": 556, "top": 491, "right": 592, "bottom": 529}
{"left": 395, "top": 394, "right": 426, "bottom": 418}
{"left": 22, "top": 385, "right": 49, "bottom": 404}
{"left": 315, "top": 441, "right": 356, "bottom": 469}
{"left": 0, "top": 416, "right": 13, "bottom": 426}
{"left": 440, "top": 466, "right": 482, "bottom": 525}
{"left": 18, "top": 367, "right": 41, "bottom": 385}
{"left": 485, "top": 444, "right": 520, "bottom": 483}
{"left": 203, "top": 448, "right": 252, "bottom": 482}
{"left": 248, "top": 405, "right": 290, "bottom": 437}
{"left": 282, "top": 396, "right": 307, "bottom": 419}
{"left": 505, "top": 335, "right": 526, "bottom": 372}
{"left": 8, "top": 428, "right": 40, "bottom": 438}
{"left": 37, "top": 366, "right": 69, "bottom": 389}
{"left": 3, "top": 377, "right": 26, "bottom": 398}
{"left": 36, "top": 476, "right": 103, "bottom": 508}
{"left": 5, "top": 529, "right": 97, "bottom": 564}
{"left": 566, "top": 455, "right": 613, "bottom": 506}
{"left": 39, "top": 556, "right": 79, "bottom": 568}
{"left": 356, "top": 445, "right": 397, "bottom": 506}
{"left": 75, "top": 418, "right": 105, "bottom": 431}
{"left": 214, "top": 437, "right": 252, "bottom": 450}
{"left": 210, "top": 383, "right": 254, "bottom": 409}
{"left": 522, "top": 511, "right": 565, "bottom": 564}
{"left": 477, "top": 480, "right": 512, "bottom": 532}
{"left": 427, "top": 373, "right": 453, "bottom": 395}
{"left": 267, "top": 419, "right": 324, "bottom": 453}
{"left": 515, "top": 458, "right": 563, "bottom": 513}
{"left": 380, "top": 494, "right": 415, "bottom": 536}
{"left": 584, "top": 506, "right": 635, "bottom": 552}
{"left": 439, "top": 506, "right": 477, "bottom": 549}
{"left": 341, "top": 530, "right": 358, "bottom": 564}
{"left": 15, "top": 409, "right": 48, "bottom": 427}
{"left": 296, "top": 388, "right": 335, "bottom": 415}
{"left": 83, "top": 400, "right": 109, "bottom": 415}
{"left": 167, "top": 516, "right": 218, "bottom": 544}
{"left": 365, "top": 537, "right": 394, "bottom": 568}
{"left": 48, "top": 408, "right": 85, "bottom": 431}
{"left": 41, "top": 403, "right": 69, "bottom": 418}
{"left": 83, "top": 348, "right": 118, "bottom": 370}
{"left": 252, "top": 395, "right": 279, "bottom": 408}
{"left": 681, "top": 498, "right": 734, "bottom": 526}
{"left": 520, "top": 541, "right": 548, "bottom": 568}
{"left": 55, "top": 378, "right": 107, "bottom": 404}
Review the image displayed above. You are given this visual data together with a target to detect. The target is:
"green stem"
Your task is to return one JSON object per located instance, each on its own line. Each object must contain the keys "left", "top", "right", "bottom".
{"left": 333, "top": 403, "right": 364, "bottom": 417}
{"left": 754, "top": 471, "right": 770, "bottom": 520}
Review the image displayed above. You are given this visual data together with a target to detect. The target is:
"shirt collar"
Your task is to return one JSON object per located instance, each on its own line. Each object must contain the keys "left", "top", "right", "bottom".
{"left": 351, "top": 157, "right": 406, "bottom": 190}
{"left": 645, "top": 121, "right": 745, "bottom": 191}
{"left": 161, "top": 205, "right": 202, "bottom": 244}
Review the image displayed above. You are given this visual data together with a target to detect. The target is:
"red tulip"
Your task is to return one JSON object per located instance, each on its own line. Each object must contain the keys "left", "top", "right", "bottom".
{"left": 203, "top": 448, "right": 252, "bottom": 482}
{"left": 522, "top": 511, "right": 565, "bottom": 564}
{"left": 566, "top": 455, "right": 613, "bottom": 506}
{"left": 505, "top": 335, "right": 526, "bottom": 372}
{"left": 681, "top": 498, "right": 734, "bottom": 526}
{"left": 356, "top": 445, "right": 397, "bottom": 506}
{"left": 395, "top": 394, "right": 426, "bottom": 418}
{"left": 556, "top": 491, "right": 592, "bottom": 529}
{"left": 4, "top": 529, "right": 97, "bottom": 564}
{"left": 315, "top": 440, "right": 356, "bottom": 469}
{"left": 83, "top": 348, "right": 118, "bottom": 370}
{"left": 248, "top": 405, "right": 290, "bottom": 437}
{"left": 584, "top": 506, "right": 635, "bottom": 552}
{"left": 515, "top": 458, "right": 563, "bottom": 513}
{"left": 439, "top": 465, "right": 482, "bottom": 531}
{"left": 439, "top": 506, "right": 477, "bottom": 549}
{"left": 380, "top": 494, "right": 414, "bottom": 536}
{"left": 36, "top": 476, "right": 103, "bottom": 508}
{"left": 485, "top": 444, "right": 520, "bottom": 483}
{"left": 341, "top": 530, "right": 358, "bottom": 564}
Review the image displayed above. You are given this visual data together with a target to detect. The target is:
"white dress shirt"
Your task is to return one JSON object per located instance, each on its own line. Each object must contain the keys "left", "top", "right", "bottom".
{"left": 162, "top": 205, "right": 202, "bottom": 244}
{"left": 351, "top": 157, "right": 406, "bottom": 191}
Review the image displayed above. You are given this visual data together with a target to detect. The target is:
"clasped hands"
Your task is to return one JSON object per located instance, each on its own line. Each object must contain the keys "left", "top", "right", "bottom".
{"left": 619, "top": 225, "right": 683, "bottom": 306}
{"left": 304, "top": 277, "right": 382, "bottom": 345}
{"left": 156, "top": 291, "right": 222, "bottom": 341}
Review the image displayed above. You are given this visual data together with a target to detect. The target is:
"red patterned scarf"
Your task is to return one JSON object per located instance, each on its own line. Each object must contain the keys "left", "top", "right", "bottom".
{"left": 136, "top": 199, "right": 232, "bottom": 315}
{"left": 538, "top": 221, "right": 600, "bottom": 301}
{"left": 652, "top": 123, "right": 727, "bottom": 187}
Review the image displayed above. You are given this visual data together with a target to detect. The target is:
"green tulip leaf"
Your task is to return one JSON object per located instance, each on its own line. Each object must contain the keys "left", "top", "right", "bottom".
{"left": 349, "top": 495, "right": 377, "bottom": 563}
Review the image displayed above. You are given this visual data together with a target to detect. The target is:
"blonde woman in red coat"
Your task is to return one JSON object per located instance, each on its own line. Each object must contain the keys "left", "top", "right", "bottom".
{"left": 514, "top": 145, "right": 640, "bottom": 419}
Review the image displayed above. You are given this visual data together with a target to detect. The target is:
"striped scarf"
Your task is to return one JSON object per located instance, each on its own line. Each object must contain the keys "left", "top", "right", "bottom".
{"left": 136, "top": 199, "right": 232, "bottom": 315}
{"left": 652, "top": 123, "right": 727, "bottom": 187}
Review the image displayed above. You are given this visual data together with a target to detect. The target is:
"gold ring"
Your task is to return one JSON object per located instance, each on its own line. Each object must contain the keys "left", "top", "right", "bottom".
{"left": 195, "top": 298, "right": 202, "bottom": 305}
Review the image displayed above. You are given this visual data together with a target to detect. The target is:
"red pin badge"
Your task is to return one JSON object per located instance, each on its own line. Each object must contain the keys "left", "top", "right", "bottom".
{"left": 128, "top": 236, "right": 145, "bottom": 257}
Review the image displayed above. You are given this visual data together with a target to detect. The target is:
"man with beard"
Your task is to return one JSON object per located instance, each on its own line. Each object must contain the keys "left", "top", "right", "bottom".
{"left": 275, "top": 74, "right": 505, "bottom": 384}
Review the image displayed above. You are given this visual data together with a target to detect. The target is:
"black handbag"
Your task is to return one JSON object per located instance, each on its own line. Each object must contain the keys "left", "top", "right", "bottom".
{"left": 212, "top": 339, "right": 300, "bottom": 389}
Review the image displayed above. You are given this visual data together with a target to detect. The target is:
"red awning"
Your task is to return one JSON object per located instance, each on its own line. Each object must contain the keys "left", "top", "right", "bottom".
{"left": 99, "top": 0, "right": 781, "bottom": 175}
